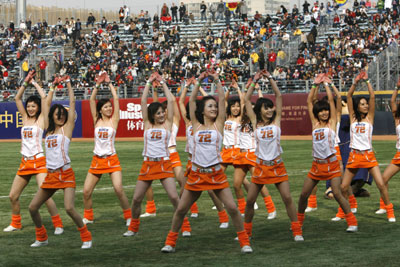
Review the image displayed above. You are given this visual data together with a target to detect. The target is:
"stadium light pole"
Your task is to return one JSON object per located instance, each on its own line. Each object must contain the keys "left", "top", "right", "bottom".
{"left": 16, "top": 0, "right": 26, "bottom": 24}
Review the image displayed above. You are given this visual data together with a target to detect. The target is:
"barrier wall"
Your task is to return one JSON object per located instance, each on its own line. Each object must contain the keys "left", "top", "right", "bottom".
{"left": 0, "top": 94, "right": 394, "bottom": 139}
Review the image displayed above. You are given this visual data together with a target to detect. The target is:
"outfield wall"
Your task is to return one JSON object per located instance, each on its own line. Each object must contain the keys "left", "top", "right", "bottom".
{"left": 0, "top": 94, "right": 394, "bottom": 139}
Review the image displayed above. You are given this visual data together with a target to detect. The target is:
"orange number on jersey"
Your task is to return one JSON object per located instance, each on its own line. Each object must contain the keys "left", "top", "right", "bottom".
{"left": 314, "top": 131, "right": 325, "bottom": 141}
{"left": 355, "top": 126, "right": 365, "bottom": 133}
{"left": 151, "top": 131, "right": 162, "bottom": 139}
{"left": 98, "top": 131, "right": 109, "bottom": 139}
{"left": 46, "top": 139, "right": 57, "bottom": 148}
{"left": 199, "top": 133, "right": 212, "bottom": 143}
{"left": 261, "top": 129, "right": 273, "bottom": 138}
{"left": 23, "top": 130, "right": 33, "bottom": 138}
{"left": 225, "top": 124, "right": 232, "bottom": 131}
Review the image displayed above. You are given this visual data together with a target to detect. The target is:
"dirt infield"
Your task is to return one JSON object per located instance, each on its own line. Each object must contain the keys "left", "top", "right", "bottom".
{"left": 0, "top": 135, "right": 396, "bottom": 142}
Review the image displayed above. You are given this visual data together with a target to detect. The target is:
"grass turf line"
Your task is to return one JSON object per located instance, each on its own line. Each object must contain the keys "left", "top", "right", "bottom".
{"left": 0, "top": 140, "right": 400, "bottom": 266}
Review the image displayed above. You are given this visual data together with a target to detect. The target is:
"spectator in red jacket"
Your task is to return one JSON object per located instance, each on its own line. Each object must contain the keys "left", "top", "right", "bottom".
{"left": 39, "top": 57, "right": 47, "bottom": 84}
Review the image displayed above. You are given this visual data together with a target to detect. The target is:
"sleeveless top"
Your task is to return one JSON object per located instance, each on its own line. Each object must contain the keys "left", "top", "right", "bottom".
{"left": 238, "top": 124, "right": 256, "bottom": 150}
{"left": 45, "top": 127, "right": 71, "bottom": 170}
{"left": 350, "top": 120, "right": 373, "bottom": 150}
{"left": 168, "top": 123, "right": 179, "bottom": 148}
{"left": 20, "top": 123, "right": 44, "bottom": 157}
{"left": 223, "top": 120, "right": 239, "bottom": 147}
{"left": 185, "top": 125, "right": 194, "bottom": 154}
{"left": 396, "top": 123, "right": 400, "bottom": 150}
{"left": 334, "top": 122, "right": 340, "bottom": 147}
{"left": 192, "top": 124, "right": 222, "bottom": 167}
{"left": 312, "top": 127, "right": 336, "bottom": 159}
{"left": 255, "top": 124, "right": 282, "bottom": 161}
{"left": 143, "top": 126, "right": 170, "bottom": 158}
{"left": 93, "top": 123, "right": 116, "bottom": 156}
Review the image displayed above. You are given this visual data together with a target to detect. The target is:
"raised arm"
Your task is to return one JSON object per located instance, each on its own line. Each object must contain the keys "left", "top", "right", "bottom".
{"left": 264, "top": 70, "right": 282, "bottom": 126}
{"left": 64, "top": 77, "right": 76, "bottom": 139}
{"left": 324, "top": 82, "right": 337, "bottom": 128}
{"left": 307, "top": 83, "right": 319, "bottom": 124}
{"left": 328, "top": 79, "right": 342, "bottom": 121}
{"left": 244, "top": 73, "right": 263, "bottom": 128}
{"left": 390, "top": 78, "right": 400, "bottom": 118}
{"left": 90, "top": 75, "right": 102, "bottom": 124}
{"left": 346, "top": 73, "right": 362, "bottom": 120}
{"left": 366, "top": 78, "right": 375, "bottom": 121}
{"left": 179, "top": 81, "right": 190, "bottom": 124}
{"left": 210, "top": 71, "right": 226, "bottom": 130}
{"left": 108, "top": 78, "right": 120, "bottom": 127}
{"left": 15, "top": 71, "right": 35, "bottom": 118}
{"left": 141, "top": 74, "right": 156, "bottom": 126}
{"left": 190, "top": 72, "right": 209, "bottom": 128}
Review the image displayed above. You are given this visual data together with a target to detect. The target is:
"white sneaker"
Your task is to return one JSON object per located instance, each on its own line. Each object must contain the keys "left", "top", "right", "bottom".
{"left": 331, "top": 217, "right": 343, "bottom": 221}
{"left": 140, "top": 212, "right": 156, "bottom": 218}
{"left": 3, "top": 225, "right": 20, "bottom": 232}
{"left": 375, "top": 209, "right": 387, "bottom": 214}
{"left": 241, "top": 245, "right": 253, "bottom": 253}
{"left": 182, "top": 231, "right": 191, "bottom": 237}
{"left": 294, "top": 235, "right": 304, "bottom": 242}
{"left": 267, "top": 211, "right": 277, "bottom": 220}
{"left": 54, "top": 227, "right": 64, "bottom": 235}
{"left": 82, "top": 218, "right": 93, "bottom": 225}
{"left": 81, "top": 241, "right": 92, "bottom": 249}
{"left": 351, "top": 208, "right": 357, "bottom": 213}
{"left": 254, "top": 203, "right": 259, "bottom": 210}
{"left": 305, "top": 207, "right": 317, "bottom": 213}
{"left": 388, "top": 217, "right": 396, "bottom": 223}
{"left": 346, "top": 225, "right": 358, "bottom": 232}
{"left": 123, "top": 230, "right": 136, "bottom": 237}
{"left": 126, "top": 218, "right": 131, "bottom": 227}
{"left": 161, "top": 245, "right": 175, "bottom": 253}
{"left": 212, "top": 206, "right": 217, "bottom": 210}
{"left": 219, "top": 222, "right": 229, "bottom": 229}
{"left": 190, "top": 213, "right": 199, "bottom": 218}
{"left": 30, "top": 240, "right": 48, "bottom": 247}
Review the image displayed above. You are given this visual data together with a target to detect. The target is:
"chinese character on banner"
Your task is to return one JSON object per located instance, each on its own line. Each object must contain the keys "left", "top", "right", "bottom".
{"left": 0, "top": 111, "right": 13, "bottom": 128}
{"left": 136, "top": 120, "right": 144, "bottom": 130}
{"left": 16, "top": 112, "right": 23, "bottom": 128}
{"left": 127, "top": 120, "right": 135, "bottom": 131}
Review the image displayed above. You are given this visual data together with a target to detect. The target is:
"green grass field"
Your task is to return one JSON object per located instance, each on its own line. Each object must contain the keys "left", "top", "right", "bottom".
{"left": 1, "top": 140, "right": 400, "bottom": 266}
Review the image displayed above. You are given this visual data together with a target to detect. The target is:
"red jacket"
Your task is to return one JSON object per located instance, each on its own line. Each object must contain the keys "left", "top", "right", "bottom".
{"left": 39, "top": 60, "right": 47, "bottom": 70}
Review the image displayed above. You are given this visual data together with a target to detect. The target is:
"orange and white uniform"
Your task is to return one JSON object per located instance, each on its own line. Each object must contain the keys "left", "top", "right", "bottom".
{"left": 334, "top": 122, "right": 342, "bottom": 161}
{"left": 89, "top": 125, "right": 122, "bottom": 174}
{"left": 347, "top": 120, "right": 378, "bottom": 168}
{"left": 168, "top": 123, "right": 182, "bottom": 168}
{"left": 308, "top": 127, "right": 341, "bottom": 180}
{"left": 184, "top": 125, "right": 194, "bottom": 177}
{"left": 186, "top": 124, "right": 228, "bottom": 191}
{"left": 220, "top": 120, "right": 240, "bottom": 164}
{"left": 252, "top": 124, "right": 288, "bottom": 184}
{"left": 17, "top": 123, "right": 47, "bottom": 176}
{"left": 391, "top": 123, "right": 400, "bottom": 165}
{"left": 139, "top": 127, "right": 173, "bottom": 181}
{"left": 233, "top": 124, "right": 257, "bottom": 166}
{"left": 41, "top": 127, "right": 76, "bottom": 189}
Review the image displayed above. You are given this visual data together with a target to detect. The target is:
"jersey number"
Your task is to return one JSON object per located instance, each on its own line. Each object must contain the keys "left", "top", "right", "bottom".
{"left": 355, "top": 126, "right": 365, "bottom": 133}
{"left": 261, "top": 129, "right": 273, "bottom": 139}
{"left": 151, "top": 131, "right": 162, "bottom": 140}
{"left": 314, "top": 132, "right": 325, "bottom": 141}
{"left": 198, "top": 133, "right": 211, "bottom": 143}
{"left": 225, "top": 124, "right": 232, "bottom": 131}
{"left": 46, "top": 139, "right": 57, "bottom": 148}
{"left": 98, "top": 131, "right": 109, "bottom": 139}
{"left": 23, "top": 130, "right": 33, "bottom": 138}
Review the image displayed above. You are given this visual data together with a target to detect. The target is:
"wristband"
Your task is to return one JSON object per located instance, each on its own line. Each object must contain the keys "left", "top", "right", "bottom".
{"left": 146, "top": 81, "right": 151, "bottom": 86}
{"left": 197, "top": 81, "right": 202, "bottom": 86}
{"left": 267, "top": 76, "right": 273, "bottom": 80}
{"left": 250, "top": 82, "right": 256, "bottom": 87}
{"left": 365, "top": 79, "right": 370, "bottom": 84}
{"left": 160, "top": 80, "right": 164, "bottom": 85}
{"left": 312, "top": 84, "right": 317, "bottom": 88}
{"left": 95, "top": 83, "right": 100, "bottom": 88}
{"left": 49, "top": 87, "right": 55, "bottom": 92}
{"left": 23, "top": 81, "right": 29, "bottom": 87}
{"left": 31, "top": 80, "right": 37, "bottom": 86}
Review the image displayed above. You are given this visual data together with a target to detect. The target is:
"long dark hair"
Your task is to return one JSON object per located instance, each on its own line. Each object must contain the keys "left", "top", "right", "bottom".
{"left": 353, "top": 96, "right": 368, "bottom": 122}
{"left": 25, "top": 95, "right": 41, "bottom": 121}
{"left": 312, "top": 100, "right": 331, "bottom": 122}
{"left": 195, "top": 96, "right": 217, "bottom": 125}
{"left": 254, "top": 98, "right": 275, "bottom": 124}
{"left": 148, "top": 102, "right": 164, "bottom": 125}
{"left": 185, "top": 99, "right": 202, "bottom": 121}
{"left": 47, "top": 104, "right": 68, "bottom": 134}
{"left": 240, "top": 104, "right": 254, "bottom": 132}
{"left": 96, "top": 99, "right": 111, "bottom": 123}
{"left": 396, "top": 103, "right": 400, "bottom": 119}
{"left": 226, "top": 96, "right": 241, "bottom": 117}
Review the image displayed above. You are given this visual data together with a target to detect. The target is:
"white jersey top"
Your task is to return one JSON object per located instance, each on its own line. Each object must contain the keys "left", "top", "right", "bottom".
{"left": 350, "top": 121, "right": 373, "bottom": 150}
{"left": 45, "top": 128, "right": 71, "bottom": 170}
{"left": 192, "top": 124, "right": 222, "bottom": 167}
{"left": 255, "top": 124, "right": 283, "bottom": 161}
{"left": 396, "top": 124, "right": 400, "bottom": 150}
{"left": 185, "top": 125, "right": 194, "bottom": 154}
{"left": 143, "top": 127, "right": 170, "bottom": 158}
{"left": 238, "top": 124, "right": 256, "bottom": 150}
{"left": 223, "top": 120, "right": 239, "bottom": 147}
{"left": 168, "top": 123, "right": 178, "bottom": 148}
{"left": 93, "top": 126, "right": 116, "bottom": 156}
{"left": 334, "top": 122, "right": 340, "bottom": 147}
{"left": 20, "top": 123, "right": 44, "bottom": 157}
{"left": 312, "top": 127, "right": 336, "bottom": 159}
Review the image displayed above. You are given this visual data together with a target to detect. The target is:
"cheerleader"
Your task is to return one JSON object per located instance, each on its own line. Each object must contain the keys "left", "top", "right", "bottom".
{"left": 4, "top": 71, "right": 64, "bottom": 235}
{"left": 28, "top": 77, "right": 92, "bottom": 248}
{"left": 178, "top": 78, "right": 230, "bottom": 227}
{"left": 297, "top": 74, "right": 357, "bottom": 232}
{"left": 376, "top": 78, "right": 400, "bottom": 215}
{"left": 161, "top": 70, "right": 252, "bottom": 253}
{"left": 124, "top": 72, "right": 190, "bottom": 237}
{"left": 243, "top": 70, "right": 303, "bottom": 241}
{"left": 343, "top": 71, "right": 395, "bottom": 222}
{"left": 81, "top": 72, "right": 131, "bottom": 226}
{"left": 231, "top": 79, "right": 276, "bottom": 219}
